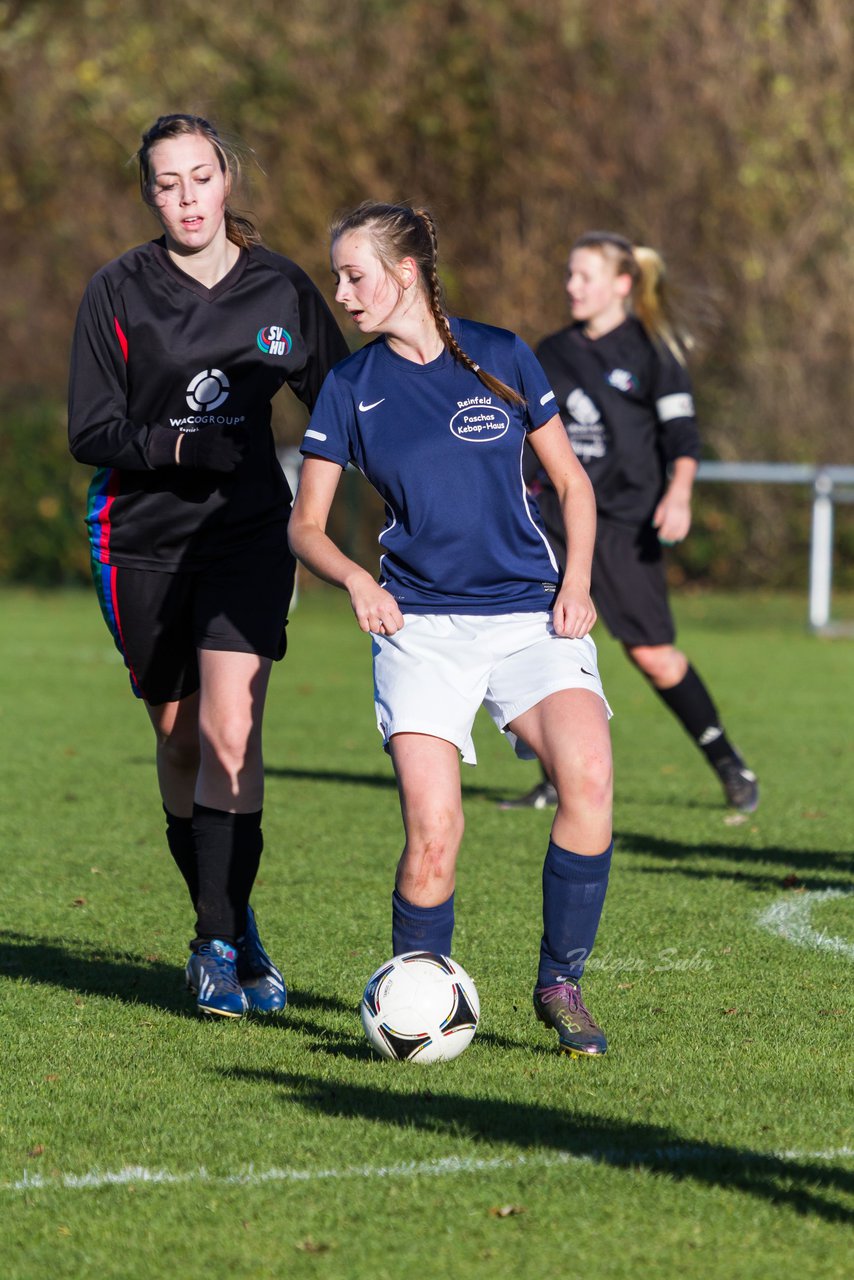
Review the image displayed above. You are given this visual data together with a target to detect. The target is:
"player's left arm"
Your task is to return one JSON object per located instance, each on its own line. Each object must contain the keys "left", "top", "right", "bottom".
{"left": 528, "top": 414, "right": 597, "bottom": 640}
{"left": 651, "top": 348, "right": 701, "bottom": 545}
{"left": 653, "top": 455, "right": 697, "bottom": 545}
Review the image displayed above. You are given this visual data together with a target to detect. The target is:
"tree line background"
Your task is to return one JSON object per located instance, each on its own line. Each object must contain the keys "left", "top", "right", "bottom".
{"left": 1, "top": 0, "right": 852, "bottom": 588}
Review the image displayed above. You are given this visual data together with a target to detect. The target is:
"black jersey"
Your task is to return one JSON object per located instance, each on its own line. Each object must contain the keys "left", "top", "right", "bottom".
{"left": 68, "top": 238, "right": 349, "bottom": 571}
{"left": 534, "top": 317, "right": 701, "bottom": 528}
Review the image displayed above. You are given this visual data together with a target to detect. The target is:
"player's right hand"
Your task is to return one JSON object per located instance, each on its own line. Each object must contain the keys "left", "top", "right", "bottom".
{"left": 349, "top": 579, "right": 405, "bottom": 636}
{"left": 178, "top": 423, "right": 249, "bottom": 472}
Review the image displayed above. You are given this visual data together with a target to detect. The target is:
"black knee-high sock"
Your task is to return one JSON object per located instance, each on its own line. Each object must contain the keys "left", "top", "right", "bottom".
{"left": 163, "top": 806, "right": 197, "bottom": 908}
{"left": 191, "top": 804, "right": 263, "bottom": 949}
{"left": 654, "top": 665, "right": 736, "bottom": 767}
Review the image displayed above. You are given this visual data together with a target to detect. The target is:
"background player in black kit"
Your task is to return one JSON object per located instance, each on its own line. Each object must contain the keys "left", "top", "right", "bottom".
{"left": 501, "top": 231, "right": 758, "bottom": 814}
{"left": 68, "top": 114, "right": 349, "bottom": 1017}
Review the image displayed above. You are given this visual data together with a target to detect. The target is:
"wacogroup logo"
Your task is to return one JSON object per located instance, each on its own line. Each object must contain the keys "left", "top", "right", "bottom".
{"left": 186, "top": 369, "right": 230, "bottom": 412}
{"left": 257, "top": 325, "right": 293, "bottom": 356}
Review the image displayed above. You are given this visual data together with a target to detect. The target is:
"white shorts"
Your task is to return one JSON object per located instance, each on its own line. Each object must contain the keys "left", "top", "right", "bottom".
{"left": 372, "top": 612, "right": 612, "bottom": 765}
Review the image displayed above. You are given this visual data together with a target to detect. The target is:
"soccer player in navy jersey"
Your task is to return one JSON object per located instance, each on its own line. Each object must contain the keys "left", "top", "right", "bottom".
{"left": 68, "top": 114, "right": 349, "bottom": 1018}
{"left": 289, "top": 202, "right": 614, "bottom": 1057}
{"left": 500, "top": 231, "right": 758, "bottom": 814}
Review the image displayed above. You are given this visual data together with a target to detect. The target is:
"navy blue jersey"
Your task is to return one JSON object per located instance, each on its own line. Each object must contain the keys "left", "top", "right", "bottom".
{"left": 534, "top": 317, "right": 701, "bottom": 528}
{"left": 68, "top": 239, "right": 349, "bottom": 571}
{"left": 300, "top": 319, "right": 561, "bottom": 613}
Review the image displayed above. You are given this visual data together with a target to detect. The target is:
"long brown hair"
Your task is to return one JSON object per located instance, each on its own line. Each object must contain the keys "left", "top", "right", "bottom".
{"left": 137, "top": 113, "right": 261, "bottom": 249}
{"left": 572, "top": 230, "right": 692, "bottom": 365}
{"left": 331, "top": 201, "right": 525, "bottom": 407}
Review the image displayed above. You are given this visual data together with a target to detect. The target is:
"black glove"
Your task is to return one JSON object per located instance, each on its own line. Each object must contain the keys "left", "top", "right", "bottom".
{"left": 178, "top": 423, "right": 249, "bottom": 472}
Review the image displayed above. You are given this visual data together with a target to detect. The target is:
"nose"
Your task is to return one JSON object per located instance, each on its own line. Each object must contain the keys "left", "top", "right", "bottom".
{"left": 334, "top": 279, "right": 349, "bottom": 304}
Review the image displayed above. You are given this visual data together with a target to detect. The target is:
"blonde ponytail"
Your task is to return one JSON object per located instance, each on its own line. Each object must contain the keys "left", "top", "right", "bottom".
{"left": 631, "top": 245, "right": 692, "bottom": 365}
{"left": 572, "top": 231, "right": 692, "bottom": 365}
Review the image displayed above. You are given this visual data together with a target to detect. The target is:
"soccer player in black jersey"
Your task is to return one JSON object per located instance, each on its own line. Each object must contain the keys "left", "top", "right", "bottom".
{"left": 68, "top": 114, "right": 349, "bottom": 1017}
{"left": 500, "top": 231, "right": 758, "bottom": 814}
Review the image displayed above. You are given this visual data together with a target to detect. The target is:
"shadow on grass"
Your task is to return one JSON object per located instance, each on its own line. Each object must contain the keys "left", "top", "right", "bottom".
{"left": 263, "top": 762, "right": 518, "bottom": 804}
{"left": 263, "top": 765, "right": 397, "bottom": 790}
{"left": 615, "top": 829, "right": 854, "bottom": 892}
{"left": 280, "top": 1013, "right": 531, "bottom": 1060}
{"left": 0, "top": 932, "right": 194, "bottom": 1016}
{"left": 0, "top": 933, "right": 353, "bottom": 1020}
{"left": 225, "top": 1067, "right": 854, "bottom": 1224}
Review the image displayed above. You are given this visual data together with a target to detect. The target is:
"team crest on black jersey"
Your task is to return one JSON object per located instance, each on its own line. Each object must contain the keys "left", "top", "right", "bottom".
{"left": 256, "top": 325, "right": 292, "bottom": 356}
{"left": 606, "top": 367, "right": 636, "bottom": 392}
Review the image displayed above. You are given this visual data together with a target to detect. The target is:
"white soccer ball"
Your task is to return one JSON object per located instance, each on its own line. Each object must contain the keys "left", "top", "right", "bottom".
{"left": 360, "top": 951, "right": 480, "bottom": 1063}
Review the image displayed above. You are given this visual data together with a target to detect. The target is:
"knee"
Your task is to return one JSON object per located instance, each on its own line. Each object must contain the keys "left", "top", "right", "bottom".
{"left": 155, "top": 725, "right": 200, "bottom": 775}
{"left": 627, "top": 644, "right": 686, "bottom": 687}
{"left": 556, "top": 746, "right": 612, "bottom": 814}
{"left": 200, "top": 720, "right": 255, "bottom": 778}
{"left": 579, "top": 749, "right": 613, "bottom": 811}
{"left": 405, "top": 808, "right": 465, "bottom": 877}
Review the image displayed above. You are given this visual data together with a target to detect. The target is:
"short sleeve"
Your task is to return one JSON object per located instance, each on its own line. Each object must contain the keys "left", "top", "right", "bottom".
{"left": 298, "top": 370, "right": 354, "bottom": 468}
{"left": 513, "top": 337, "right": 559, "bottom": 431}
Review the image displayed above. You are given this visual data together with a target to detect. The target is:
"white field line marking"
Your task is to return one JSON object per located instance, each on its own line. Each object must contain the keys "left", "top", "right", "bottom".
{"left": 756, "top": 888, "right": 854, "bottom": 959}
{"left": 5, "top": 1146, "right": 853, "bottom": 1195}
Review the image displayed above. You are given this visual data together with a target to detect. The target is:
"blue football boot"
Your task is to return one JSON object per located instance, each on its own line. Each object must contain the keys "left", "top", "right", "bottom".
{"left": 236, "top": 906, "right": 287, "bottom": 1013}
{"left": 186, "top": 939, "right": 249, "bottom": 1019}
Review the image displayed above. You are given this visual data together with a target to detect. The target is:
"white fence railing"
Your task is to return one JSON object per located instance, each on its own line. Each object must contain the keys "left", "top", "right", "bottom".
{"left": 697, "top": 462, "right": 854, "bottom": 633}
{"left": 281, "top": 448, "right": 854, "bottom": 635}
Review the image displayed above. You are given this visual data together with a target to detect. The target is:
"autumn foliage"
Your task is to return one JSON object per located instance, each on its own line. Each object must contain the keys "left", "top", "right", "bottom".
{"left": 1, "top": 0, "right": 852, "bottom": 584}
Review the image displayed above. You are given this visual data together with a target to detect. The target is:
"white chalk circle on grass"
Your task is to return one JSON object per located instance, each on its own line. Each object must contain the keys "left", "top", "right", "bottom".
{"left": 756, "top": 888, "right": 854, "bottom": 960}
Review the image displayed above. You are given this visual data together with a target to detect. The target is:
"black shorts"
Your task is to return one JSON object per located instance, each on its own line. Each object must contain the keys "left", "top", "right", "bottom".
{"left": 534, "top": 490, "right": 675, "bottom": 648}
{"left": 92, "top": 529, "right": 296, "bottom": 705}
{"left": 591, "top": 521, "right": 675, "bottom": 646}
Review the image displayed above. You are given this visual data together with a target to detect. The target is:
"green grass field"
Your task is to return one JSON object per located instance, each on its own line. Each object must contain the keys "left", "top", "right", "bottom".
{"left": 1, "top": 586, "right": 851, "bottom": 1279}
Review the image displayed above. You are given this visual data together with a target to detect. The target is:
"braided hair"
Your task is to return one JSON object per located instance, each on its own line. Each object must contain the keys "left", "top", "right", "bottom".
{"left": 331, "top": 201, "right": 526, "bottom": 407}
{"left": 137, "top": 113, "right": 261, "bottom": 250}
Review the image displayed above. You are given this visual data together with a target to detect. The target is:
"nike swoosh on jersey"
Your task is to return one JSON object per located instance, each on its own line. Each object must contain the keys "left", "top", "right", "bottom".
{"left": 358, "top": 398, "right": 386, "bottom": 412}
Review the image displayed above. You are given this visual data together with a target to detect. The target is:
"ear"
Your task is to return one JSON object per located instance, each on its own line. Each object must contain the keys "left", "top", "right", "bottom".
{"left": 615, "top": 272, "right": 633, "bottom": 300}
{"left": 397, "top": 256, "right": 418, "bottom": 288}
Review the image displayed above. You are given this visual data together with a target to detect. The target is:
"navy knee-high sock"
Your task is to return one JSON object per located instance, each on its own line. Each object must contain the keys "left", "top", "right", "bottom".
{"left": 538, "top": 839, "right": 613, "bottom": 988}
{"left": 192, "top": 804, "right": 263, "bottom": 949}
{"left": 392, "top": 888, "right": 455, "bottom": 957}
{"left": 163, "top": 806, "right": 197, "bottom": 908}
